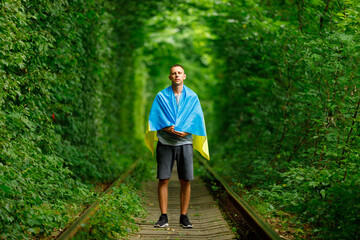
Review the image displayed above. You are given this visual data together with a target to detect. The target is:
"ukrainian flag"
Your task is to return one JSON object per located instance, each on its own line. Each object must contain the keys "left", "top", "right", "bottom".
{"left": 145, "top": 85, "right": 210, "bottom": 160}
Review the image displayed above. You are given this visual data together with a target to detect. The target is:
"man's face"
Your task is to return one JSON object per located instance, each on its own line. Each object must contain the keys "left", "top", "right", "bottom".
{"left": 169, "top": 66, "right": 186, "bottom": 86}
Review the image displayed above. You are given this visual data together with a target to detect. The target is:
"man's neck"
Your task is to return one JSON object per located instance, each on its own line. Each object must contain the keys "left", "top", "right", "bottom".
{"left": 172, "top": 84, "right": 183, "bottom": 95}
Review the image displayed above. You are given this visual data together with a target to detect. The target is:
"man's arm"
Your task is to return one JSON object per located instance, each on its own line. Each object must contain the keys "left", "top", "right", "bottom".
{"left": 162, "top": 125, "right": 190, "bottom": 137}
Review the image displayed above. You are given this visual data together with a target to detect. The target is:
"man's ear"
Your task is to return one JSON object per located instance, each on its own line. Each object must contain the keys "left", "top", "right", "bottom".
{"left": 184, "top": 74, "right": 186, "bottom": 80}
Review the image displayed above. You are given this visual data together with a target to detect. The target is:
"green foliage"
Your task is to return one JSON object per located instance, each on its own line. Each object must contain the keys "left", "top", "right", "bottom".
{"left": 73, "top": 184, "right": 145, "bottom": 240}
{"left": 202, "top": 0, "right": 360, "bottom": 238}
{"left": 2, "top": 0, "right": 360, "bottom": 239}
{"left": 1, "top": 0, "right": 158, "bottom": 239}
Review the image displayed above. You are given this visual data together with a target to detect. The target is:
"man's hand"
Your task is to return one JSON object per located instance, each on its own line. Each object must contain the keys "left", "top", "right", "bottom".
{"left": 163, "top": 125, "right": 175, "bottom": 134}
{"left": 173, "top": 130, "right": 190, "bottom": 137}
{"left": 162, "top": 126, "right": 189, "bottom": 137}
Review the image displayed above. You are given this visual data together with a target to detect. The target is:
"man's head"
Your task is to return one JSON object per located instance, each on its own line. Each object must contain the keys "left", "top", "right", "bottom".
{"left": 169, "top": 64, "right": 186, "bottom": 86}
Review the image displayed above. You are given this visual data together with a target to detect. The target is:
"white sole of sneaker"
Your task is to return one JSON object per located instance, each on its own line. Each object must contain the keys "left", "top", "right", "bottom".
{"left": 180, "top": 224, "right": 193, "bottom": 228}
{"left": 154, "top": 223, "right": 169, "bottom": 228}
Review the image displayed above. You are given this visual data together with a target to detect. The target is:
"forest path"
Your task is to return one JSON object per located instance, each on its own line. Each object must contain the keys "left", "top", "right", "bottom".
{"left": 128, "top": 167, "right": 235, "bottom": 239}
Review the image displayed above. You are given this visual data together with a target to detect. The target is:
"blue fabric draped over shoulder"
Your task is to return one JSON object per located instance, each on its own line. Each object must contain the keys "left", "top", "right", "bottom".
{"left": 145, "top": 85, "right": 210, "bottom": 160}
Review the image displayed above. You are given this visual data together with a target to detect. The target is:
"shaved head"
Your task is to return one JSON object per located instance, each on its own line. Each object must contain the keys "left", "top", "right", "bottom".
{"left": 170, "top": 64, "right": 185, "bottom": 73}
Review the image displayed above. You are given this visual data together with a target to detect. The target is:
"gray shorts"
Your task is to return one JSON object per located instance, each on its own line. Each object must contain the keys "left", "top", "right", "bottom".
{"left": 156, "top": 141, "right": 194, "bottom": 180}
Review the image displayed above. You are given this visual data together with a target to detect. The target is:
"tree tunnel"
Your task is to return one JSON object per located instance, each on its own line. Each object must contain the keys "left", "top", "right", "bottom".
{"left": 1, "top": 0, "right": 360, "bottom": 239}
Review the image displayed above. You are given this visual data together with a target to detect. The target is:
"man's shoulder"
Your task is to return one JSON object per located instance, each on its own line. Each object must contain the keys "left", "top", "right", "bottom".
{"left": 155, "top": 86, "right": 172, "bottom": 98}
{"left": 154, "top": 85, "right": 198, "bottom": 99}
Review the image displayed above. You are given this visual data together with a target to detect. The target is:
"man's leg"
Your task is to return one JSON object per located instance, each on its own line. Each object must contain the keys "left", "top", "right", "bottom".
{"left": 179, "top": 179, "right": 191, "bottom": 215}
{"left": 177, "top": 144, "right": 193, "bottom": 228}
{"left": 158, "top": 179, "right": 170, "bottom": 214}
{"left": 179, "top": 178, "right": 193, "bottom": 228}
{"left": 155, "top": 142, "right": 174, "bottom": 228}
{"left": 154, "top": 178, "right": 170, "bottom": 228}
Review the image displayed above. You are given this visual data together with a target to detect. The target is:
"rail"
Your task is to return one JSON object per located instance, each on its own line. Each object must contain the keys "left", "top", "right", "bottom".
{"left": 197, "top": 156, "right": 282, "bottom": 240}
{"left": 56, "top": 161, "right": 138, "bottom": 240}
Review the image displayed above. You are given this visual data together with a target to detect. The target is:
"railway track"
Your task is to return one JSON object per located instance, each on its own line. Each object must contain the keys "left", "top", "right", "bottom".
{"left": 55, "top": 156, "right": 282, "bottom": 239}
{"left": 56, "top": 162, "right": 138, "bottom": 240}
{"left": 197, "top": 156, "right": 282, "bottom": 240}
{"left": 130, "top": 172, "right": 235, "bottom": 239}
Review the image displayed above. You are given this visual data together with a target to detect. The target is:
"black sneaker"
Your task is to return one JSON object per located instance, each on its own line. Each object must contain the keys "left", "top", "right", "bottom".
{"left": 154, "top": 214, "right": 168, "bottom": 228}
{"left": 180, "top": 214, "right": 193, "bottom": 228}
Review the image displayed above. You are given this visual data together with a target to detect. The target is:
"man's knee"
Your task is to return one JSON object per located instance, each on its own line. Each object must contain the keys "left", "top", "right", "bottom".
{"left": 159, "top": 179, "right": 170, "bottom": 186}
{"left": 179, "top": 179, "right": 190, "bottom": 186}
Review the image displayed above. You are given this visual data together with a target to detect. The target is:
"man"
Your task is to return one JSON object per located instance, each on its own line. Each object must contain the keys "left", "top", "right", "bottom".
{"left": 145, "top": 64, "right": 210, "bottom": 229}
